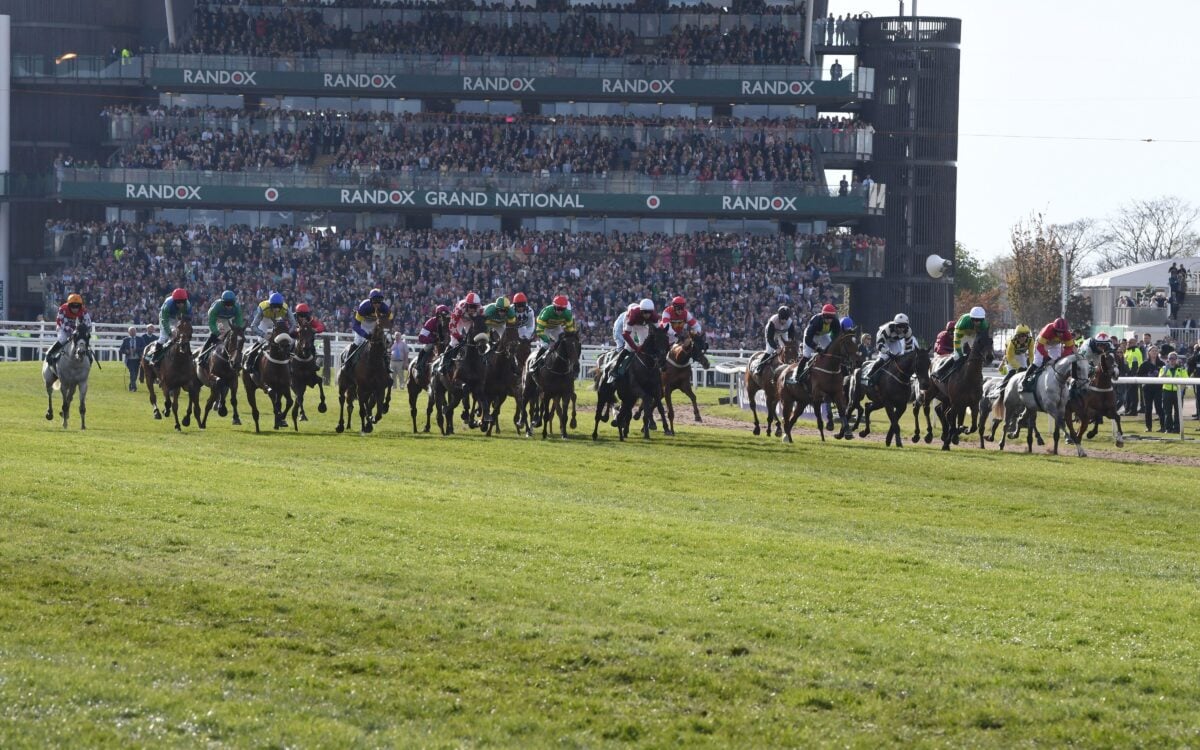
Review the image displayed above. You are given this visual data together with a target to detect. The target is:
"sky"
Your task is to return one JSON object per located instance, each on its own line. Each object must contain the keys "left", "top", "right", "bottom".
{"left": 839, "top": 0, "right": 1200, "bottom": 260}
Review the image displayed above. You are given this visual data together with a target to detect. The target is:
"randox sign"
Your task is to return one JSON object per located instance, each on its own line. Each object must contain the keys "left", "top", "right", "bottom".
{"left": 61, "top": 180, "right": 871, "bottom": 218}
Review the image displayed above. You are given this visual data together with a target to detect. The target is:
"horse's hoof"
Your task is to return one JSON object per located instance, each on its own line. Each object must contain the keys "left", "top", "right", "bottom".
{"left": 218, "top": 406, "right": 228, "bottom": 418}
{"left": 1036, "top": 438, "right": 1046, "bottom": 447}
{"left": 1115, "top": 439, "right": 1125, "bottom": 448}
{"left": 592, "top": 434, "right": 598, "bottom": 441}
{"left": 752, "top": 426, "right": 761, "bottom": 436}
{"left": 783, "top": 435, "right": 793, "bottom": 444}
{"left": 570, "top": 418, "right": 578, "bottom": 429}
{"left": 45, "top": 411, "right": 52, "bottom": 421}
{"left": 924, "top": 435, "right": 933, "bottom": 444}
{"left": 911, "top": 435, "right": 919, "bottom": 443}
{"left": 232, "top": 417, "right": 242, "bottom": 426}
{"left": 363, "top": 423, "right": 374, "bottom": 434}
{"left": 182, "top": 416, "right": 191, "bottom": 427}
{"left": 175, "top": 424, "right": 182, "bottom": 432}
{"left": 318, "top": 403, "right": 327, "bottom": 413}
{"left": 858, "top": 430, "right": 869, "bottom": 438}
{"left": 941, "top": 444, "right": 950, "bottom": 451}
{"left": 336, "top": 424, "right": 345, "bottom": 434}
{"left": 300, "top": 414, "right": 308, "bottom": 422}
{"left": 153, "top": 412, "right": 162, "bottom": 420}
{"left": 834, "top": 433, "right": 844, "bottom": 440}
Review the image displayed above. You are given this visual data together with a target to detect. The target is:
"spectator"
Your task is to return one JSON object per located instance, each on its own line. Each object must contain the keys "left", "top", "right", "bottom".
{"left": 830, "top": 59, "right": 843, "bottom": 80}
{"left": 118, "top": 325, "right": 142, "bottom": 391}
{"left": 391, "top": 335, "right": 409, "bottom": 389}
{"left": 1187, "top": 342, "right": 1200, "bottom": 420}
{"left": 1159, "top": 351, "right": 1187, "bottom": 433}
{"left": 1138, "top": 346, "right": 1165, "bottom": 432}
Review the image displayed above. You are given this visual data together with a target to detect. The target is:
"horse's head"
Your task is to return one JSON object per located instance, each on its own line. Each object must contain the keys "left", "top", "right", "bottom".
{"left": 970, "top": 330, "right": 996, "bottom": 366}
{"left": 1096, "top": 350, "right": 1117, "bottom": 383}
{"left": 497, "top": 324, "right": 519, "bottom": 354}
{"left": 910, "top": 346, "right": 933, "bottom": 389}
{"left": 549, "top": 331, "right": 581, "bottom": 369}
{"left": 269, "top": 331, "right": 294, "bottom": 358}
{"left": 175, "top": 319, "right": 193, "bottom": 344}
{"left": 70, "top": 326, "right": 91, "bottom": 359}
{"left": 646, "top": 325, "right": 671, "bottom": 367}
{"left": 293, "top": 319, "right": 316, "bottom": 357}
{"left": 830, "top": 331, "right": 862, "bottom": 370}
{"left": 781, "top": 338, "right": 800, "bottom": 364}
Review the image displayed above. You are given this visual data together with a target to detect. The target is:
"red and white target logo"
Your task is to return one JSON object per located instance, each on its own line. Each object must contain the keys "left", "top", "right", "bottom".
{"left": 264, "top": 188, "right": 279, "bottom": 202}
{"left": 175, "top": 186, "right": 191, "bottom": 199}
{"left": 230, "top": 71, "right": 248, "bottom": 85}
{"left": 646, "top": 195, "right": 661, "bottom": 210}
{"left": 770, "top": 197, "right": 785, "bottom": 210}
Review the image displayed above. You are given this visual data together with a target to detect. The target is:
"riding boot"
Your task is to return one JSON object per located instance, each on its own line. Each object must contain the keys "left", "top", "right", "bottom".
{"left": 343, "top": 342, "right": 360, "bottom": 366}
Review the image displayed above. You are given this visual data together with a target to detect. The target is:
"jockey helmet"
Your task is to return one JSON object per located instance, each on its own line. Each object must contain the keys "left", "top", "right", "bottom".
{"left": 893, "top": 313, "right": 910, "bottom": 326}
{"left": 436, "top": 304, "right": 451, "bottom": 316}
{"left": 496, "top": 296, "right": 510, "bottom": 310}
{"left": 1095, "top": 331, "right": 1110, "bottom": 342}
{"left": 268, "top": 292, "right": 285, "bottom": 306}
{"left": 221, "top": 290, "right": 237, "bottom": 303}
{"left": 841, "top": 316, "right": 855, "bottom": 330}
{"left": 639, "top": 298, "right": 656, "bottom": 312}
{"left": 171, "top": 288, "right": 188, "bottom": 302}
{"left": 821, "top": 303, "right": 838, "bottom": 317}
{"left": 945, "top": 320, "right": 956, "bottom": 332}
{"left": 512, "top": 292, "right": 528, "bottom": 304}
{"left": 294, "top": 303, "right": 311, "bottom": 315}
{"left": 1053, "top": 317, "right": 1069, "bottom": 333}
{"left": 672, "top": 295, "right": 686, "bottom": 308}
{"left": 777, "top": 306, "right": 791, "bottom": 319}
{"left": 67, "top": 293, "right": 83, "bottom": 306}
{"left": 970, "top": 306, "right": 986, "bottom": 319}
{"left": 553, "top": 294, "right": 569, "bottom": 310}
{"left": 464, "top": 291, "right": 481, "bottom": 306}
{"left": 369, "top": 289, "right": 384, "bottom": 301}
{"left": 1014, "top": 324, "right": 1031, "bottom": 337}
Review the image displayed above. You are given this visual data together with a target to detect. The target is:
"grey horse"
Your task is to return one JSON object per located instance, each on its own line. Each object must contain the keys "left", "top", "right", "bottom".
{"left": 42, "top": 328, "right": 93, "bottom": 430}
{"left": 1018, "top": 354, "right": 1087, "bottom": 457}
{"left": 984, "top": 373, "right": 1043, "bottom": 450}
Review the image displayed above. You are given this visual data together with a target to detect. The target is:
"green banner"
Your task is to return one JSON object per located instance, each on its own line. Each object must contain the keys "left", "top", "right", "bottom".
{"left": 60, "top": 181, "right": 868, "bottom": 218}
{"left": 150, "top": 68, "right": 855, "bottom": 103}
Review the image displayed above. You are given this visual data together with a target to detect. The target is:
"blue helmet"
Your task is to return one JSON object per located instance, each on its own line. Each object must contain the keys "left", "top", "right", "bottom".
{"left": 840, "top": 316, "right": 855, "bottom": 330}
{"left": 221, "top": 290, "right": 236, "bottom": 303}
{"left": 268, "top": 292, "right": 285, "bottom": 306}
{"left": 369, "top": 289, "right": 384, "bottom": 301}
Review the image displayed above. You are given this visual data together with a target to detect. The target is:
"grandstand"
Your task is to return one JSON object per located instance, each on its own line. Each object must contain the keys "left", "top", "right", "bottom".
{"left": 0, "top": 1, "right": 961, "bottom": 342}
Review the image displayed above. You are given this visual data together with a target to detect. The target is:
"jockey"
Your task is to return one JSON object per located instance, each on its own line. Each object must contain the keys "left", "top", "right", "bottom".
{"left": 1001, "top": 324, "right": 1034, "bottom": 378}
{"left": 293, "top": 303, "right": 326, "bottom": 334}
{"left": 250, "top": 292, "right": 296, "bottom": 342}
{"left": 152, "top": 288, "right": 192, "bottom": 363}
{"left": 864, "top": 313, "right": 917, "bottom": 387}
{"left": 440, "top": 291, "right": 484, "bottom": 373}
{"left": 607, "top": 298, "right": 657, "bottom": 382}
{"left": 756, "top": 305, "right": 797, "bottom": 376}
{"left": 416, "top": 304, "right": 451, "bottom": 372}
{"left": 661, "top": 295, "right": 701, "bottom": 345}
{"left": 203, "top": 290, "right": 244, "bottom": 353}
{"left": 933, "top": 306, "right": 989, "bottom": 380}
{"left": 511, "top": 292, "right": 536, "bottom": 341}
{"left": 346, "top": 289, "right": 393, "bottom": 363}
{"left": 483, "top": 296, "right": 517, "bottom": 339}
{"left": 529, "top": 294, "right": 577, "bottom": 372}
{"left": 933, "top": 320, "right": 955, "bottom": 357}
{"left": 1081, "top": 330, "right": 1115, "bottom": 373}
{"left": 1032, "top": 316, "right": 1076, "bottom": 368}
{"left": 802, "top": 303, "right": 842, "bottom": 362}
{"left": 46, "top": 293, "right": 93, "bottom": 365}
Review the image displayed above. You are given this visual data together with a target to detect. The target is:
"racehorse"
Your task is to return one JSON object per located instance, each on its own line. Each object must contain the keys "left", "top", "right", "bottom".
{"left": 595, "top": 324, "right": 668, "bottom": 441}
{"left": 432, "top": 319, "right": 488, "bottom": 436}
{"left": 242, "top": 323, "right": 296, "bottom": 432}
{"left": 777, "top": 331, "right": 862, "bottom": 443}
{"left": 1019, "top": 353, "right": 1088, "bottom": 456}
{"left": 930, "top": 331, "right": 994, "bottom": 451}
{"left": 196, "top": 326, "right": 244, "bottom": 428}
{"left": 289, "top": 318, "right": 327, "bottom": 425}
{"left": 659, "top": 331, "right": 711, "bottom": 436}
{"left": 141, "top": 319, "right": 198, "bottom": 431}
{"left": 336, "top": 323, "right": 391, "bottom": 435}
{"left": 744, "top": 339, "right": 799, "bottom": 437}
{"left": 520, "top": 330, "right": 581, "bottom": 439}
{"left": 479, "top": 325, "right": 520, "bottom": 436}
{"left": 982, "top": 373, "right": 1043, "bottom": 451}
{"left": 407, "top": 340, "right": 445, "bottom": 433}
{"left": 42, "top": 326, "right": 93, "bottom": 430}
{"left": 1068, "top": 350, "right": 1125, "bottom": 448}
{"left": 847, "top": 346, "right": 932, "bottom": 447}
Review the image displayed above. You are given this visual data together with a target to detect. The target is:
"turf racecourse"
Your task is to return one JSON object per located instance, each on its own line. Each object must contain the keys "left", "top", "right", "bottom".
{"left": 2, "top": 362, "right": 1199, "bottom": 748}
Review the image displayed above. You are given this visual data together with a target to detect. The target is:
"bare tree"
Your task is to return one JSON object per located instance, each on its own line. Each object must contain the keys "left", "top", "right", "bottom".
{"left": 1006, "top": 213, "right": 1062, "bottom": 326}
{"left": 1052, "top": 218, "right": 1103, "bottom": 293}
{"left": 1096, "top": 196, "right": 1200, "bottom": 272}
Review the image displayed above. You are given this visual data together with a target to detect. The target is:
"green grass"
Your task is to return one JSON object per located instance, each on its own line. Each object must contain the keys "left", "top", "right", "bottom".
{"left": 2, "top": 362, "right": 1200, "bottom": 747}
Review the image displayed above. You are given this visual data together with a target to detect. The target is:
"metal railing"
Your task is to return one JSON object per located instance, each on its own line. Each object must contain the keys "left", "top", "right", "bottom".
{"left": 60, "top": 166, "right": 863, "bottom": 200}
{"left": 148, "top": 52, "right": 832, "bottom": 82}
{"left": 11, "top": 54, "right": 145, "bottom": 80}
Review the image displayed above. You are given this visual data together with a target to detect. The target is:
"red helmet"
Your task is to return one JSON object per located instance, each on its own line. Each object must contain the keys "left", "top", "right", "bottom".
{"left": 294, "top": 303, "right": 311, "bottom": 314}
{"left": 171, "top": 288, "right": 188, "bottom": 302}
{"left": 435, "top": 304, "right": 450, "bottom": 316}
{"left": 671, "top": 295, "right": 686, "bottom": 307}
{"left": 464, "top": 292, "right": 481, "bottom": 306}
{"left": 821, "top": 303, "right": 837, "bottom": 316}
{"left": 512, "top": 292, "right": 528, "bottom": 304}
{"left": 1095, "top": 331, "right": 1110, "bottom": 341}
{"left": 1054, "top": 317, "right": 1069, "bottom": 333}
{"left": 553, "top": 294, "right": 569, "bottom": 309}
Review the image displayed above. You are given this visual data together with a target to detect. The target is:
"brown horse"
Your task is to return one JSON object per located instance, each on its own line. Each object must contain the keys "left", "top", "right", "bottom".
{"left": 928, "top": 330, "right": 994, "bottom": 450}
{"left": 289, "top": 319, "right": 327, "bottom": 425}
{"left": 594, "top": 325, "right": 668, "bottom": 441}
{"left": 521, "top": 330, "right": 581, "bottom": 439}
{"left": 659, "top": 331, "right": 711, "bottom": 436}
{"left": 744, "top": 338, "right": 799, "bottom": 437}
{"left": 196, "top": 325, "right": 244, "bottom": 428}
{"left": 777, "top": 332, "right": 862, "bottom": 443}
{"left": 242, "top": 323, "right": 296, "bottom": 432}
{"left": 408, "top": 339, "right": 446, "bottom": 433}
{"left": 1068, "top": 350, "right": 1125, "bottom": 448}
{"left": 336, "top": 323, "right": 391, "bottom": 435}
{"left": 431, "top": 318, "right": 489, "bottom": 436}
{"left": 141, "top": 319, "right": 198, "bottom": 431}
{"left": 480, "top": 325, "right": 520, "bottom": 436}
{"left": 847, "top": 347, "right": 932, "bottom": 447}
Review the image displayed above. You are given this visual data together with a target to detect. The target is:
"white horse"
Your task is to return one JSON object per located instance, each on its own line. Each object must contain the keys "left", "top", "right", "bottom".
{"left": 1018, "top": 353, "right": 1087, "bottom": 456}
{"left": 984, "top": 372, "right": 1044, "bottom": 450}
{"left": 42, "top": 327, "right": 94, "bottom": 430}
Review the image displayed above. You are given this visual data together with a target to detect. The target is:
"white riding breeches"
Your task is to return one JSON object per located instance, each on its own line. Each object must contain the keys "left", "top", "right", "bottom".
{"left": 1033, "top": 343, "right": 1062, "bottom": 367}
{"left": 803, "top": 333, "right": 832, "bottom": 358}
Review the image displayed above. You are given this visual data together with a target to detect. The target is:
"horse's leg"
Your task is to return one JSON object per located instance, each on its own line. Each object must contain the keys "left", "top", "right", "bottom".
{"left": 664, "top": 388, "right": 676, "bottom": 435}
{"left": 858, "top": 400, "right": 877, "bottom": 438}
{"left": 592, "top": 390, "right": 602, "bottom": 441}
{"left": 654, "top": 391, "right": 672, "bottom": 437}
{"left": 570, "top": 392, "right": 578, "bottom": 429}
{"left": 938, "top": 403, "right": 953, "bottom": 451}
{"left": 60, "top": 383, "right": 73, "bottom": 429}
{"left": 147, "top": 371, "right": 161, "bottom": 419}
{"left": 1064, "top": 412, "right": 1086, "bottom": 458}
{"left": 244, "top": 374, "right": 262, "bottom": 433}
{"left": 315, "top": 380, "right": 327, "bottom": 413}
{"left": 45, "top": 378, "right": 54, "bottom": 422}
{"left": 749, "top": 383, "right": 762, "bottom": 435}
{"left": 169, "top": 386, "right": 183, "bottom": 432}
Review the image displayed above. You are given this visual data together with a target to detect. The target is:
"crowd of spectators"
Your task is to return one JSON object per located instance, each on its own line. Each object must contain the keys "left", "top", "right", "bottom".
{"left": 178, "top": 5, "right": 808, "bottom": 64}
{"left": 109, "top": 110, "right": 821, "bottom": 184}
{"left": 44, "top": 220, "right": 882, "bottom": 349}
{"left": 201, "top": 0, "right": 805, "bottom": 14}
